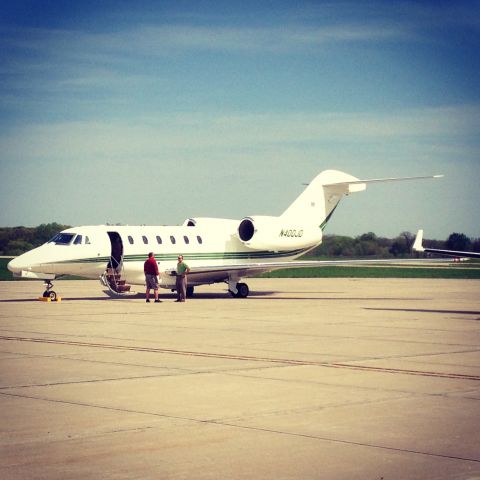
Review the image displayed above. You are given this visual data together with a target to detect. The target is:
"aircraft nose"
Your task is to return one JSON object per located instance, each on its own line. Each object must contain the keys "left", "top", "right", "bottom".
{"left": 7, "top": 252, "right": 39, "bottom": 274}
{"left": 7, "top": 256, "right": 24, "bottom": 273}
{"left": 7, "top": 252, "right": 47, "bottom": 278}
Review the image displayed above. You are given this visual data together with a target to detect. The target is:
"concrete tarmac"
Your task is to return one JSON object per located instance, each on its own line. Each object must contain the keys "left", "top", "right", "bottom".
{"left": 0, "top": 278, "right": 479, "bottom": 480}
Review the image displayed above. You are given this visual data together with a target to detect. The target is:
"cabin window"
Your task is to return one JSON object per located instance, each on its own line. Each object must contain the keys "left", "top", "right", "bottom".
{"left": 128, "top": 236, "right": 134, "bottom": 245}
{"left": 48, "top": 233, "right": 75, "bottom": 245}
{"left": 184, "top": 235, "right": 189, "bottom": 244}
{"left": 170, "top": 235, "right": 176, "bottom": 244}
{"left": 142, "top": 235, "right": 148, "bottom": 244}
{"left": 197, "top": 235, "right": 203, "bottom": 244}
{"left": 156, "top": 235, "right": 162, "bottom": 244}
{"left": 73, "top": 235, "right": 83, "bottom": 245}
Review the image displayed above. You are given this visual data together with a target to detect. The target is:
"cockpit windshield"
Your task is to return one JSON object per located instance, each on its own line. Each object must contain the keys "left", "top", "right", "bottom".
{"left": 48, "top": 233, "right": 75, "bottom": 245}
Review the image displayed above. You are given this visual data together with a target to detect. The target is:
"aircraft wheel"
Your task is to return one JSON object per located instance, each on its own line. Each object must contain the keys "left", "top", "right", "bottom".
{"left": 235, "top": 282, "right": 249, "bottom": 298}
{"left": 44, "top": 290, "right": 57, "bottom": 301}
{"left": 186, "top": 286, "right": 194, "bottom": 298}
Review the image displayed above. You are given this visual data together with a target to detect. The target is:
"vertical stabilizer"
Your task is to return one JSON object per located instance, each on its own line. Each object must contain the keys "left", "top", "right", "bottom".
{"left": 280, "top": 169, "right": 442, "bottom": 230}
{"left": 281, "top": 170, "right": 361, "bottom": 229}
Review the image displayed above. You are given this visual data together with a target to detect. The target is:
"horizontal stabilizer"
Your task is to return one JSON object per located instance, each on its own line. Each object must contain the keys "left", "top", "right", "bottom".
{"left": 324, "top": 174, "right": 444, "bottom": 187}
{"left": 326, "top": 174, "right": 443, "bottom": 193}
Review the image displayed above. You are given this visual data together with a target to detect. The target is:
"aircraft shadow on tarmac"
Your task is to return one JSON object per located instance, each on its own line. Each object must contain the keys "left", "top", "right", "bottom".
{"left": 0, "top": 291, "right": 274, "bottom": 302}
{"left": 0, "top": 296, "right": 111, "bottom": 303}
{"left": 365, "top": 307, "right": 480, "bottom": 316}
{"left": 251, "top": 296, "right": 427, "bottom": 301}
{"left": 117, "top": 292, "right": 425, "bottom": 302}
{"left": 0, "top": 292, "right": 429, "bottom": 303}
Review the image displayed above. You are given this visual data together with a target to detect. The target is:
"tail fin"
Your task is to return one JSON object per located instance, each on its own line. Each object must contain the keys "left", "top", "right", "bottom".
{"left": 413, "top": 229, "right": 425, "bottom": 252}
{"left": 280, "top": 170, "right": 362, "bottom": 229}
{"left": 281, "top": 170, "right": 443, "bottom": 230}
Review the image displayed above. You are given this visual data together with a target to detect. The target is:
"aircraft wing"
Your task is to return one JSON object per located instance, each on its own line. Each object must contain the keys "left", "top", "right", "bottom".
{"left": 165, "top": 256, "right": 453, "bottom": 279}
{"left": 413, "top": 229, "right": 480, "bottom": 259}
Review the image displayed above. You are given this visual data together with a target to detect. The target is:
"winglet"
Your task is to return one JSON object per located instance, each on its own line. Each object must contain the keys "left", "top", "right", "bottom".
{"left": 413, "top": 229, "right": 425, "bottom": 253}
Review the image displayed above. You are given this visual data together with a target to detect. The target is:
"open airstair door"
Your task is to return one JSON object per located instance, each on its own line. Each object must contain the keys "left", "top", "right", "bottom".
{"left": 104, "top": 231, "right": 132, "bottom": 294}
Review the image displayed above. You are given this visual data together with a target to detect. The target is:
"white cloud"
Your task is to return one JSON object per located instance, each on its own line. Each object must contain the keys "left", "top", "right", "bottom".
{"left": 0, "top": 20, "right": 413, "bottom": 63}
{"left": 1, "top": 105, "right": 479, "bottom": 164}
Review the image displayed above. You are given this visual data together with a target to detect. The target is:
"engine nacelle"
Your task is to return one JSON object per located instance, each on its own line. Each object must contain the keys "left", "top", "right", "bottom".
{"left": 237, "top": 216, "right": 322, "bottom": 251}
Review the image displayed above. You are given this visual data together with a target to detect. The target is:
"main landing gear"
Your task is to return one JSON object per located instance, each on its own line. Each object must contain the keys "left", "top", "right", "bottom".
{"left": 228, "top": 282, "right": 249, "bottom": 298}
{"left": 170, "top": 286, "right": 195, "bottom": 298}
{"left": 42, "top": 281, "right": 57, "bottom": 301}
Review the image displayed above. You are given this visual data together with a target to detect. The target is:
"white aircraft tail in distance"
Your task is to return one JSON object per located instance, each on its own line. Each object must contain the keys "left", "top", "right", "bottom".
{"left": 8, "top": 169, "right": 443, "bottom": 300}
{"left": 413, "top": 229, "right": 480, "bottom": 259}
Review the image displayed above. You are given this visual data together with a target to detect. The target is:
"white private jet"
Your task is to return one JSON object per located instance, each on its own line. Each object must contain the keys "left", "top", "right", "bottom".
{"left": 413, "top": 229, "right": 480, "bottom": 259}
{"left": 8, "top": 169, "right": 443, "bottom": 300}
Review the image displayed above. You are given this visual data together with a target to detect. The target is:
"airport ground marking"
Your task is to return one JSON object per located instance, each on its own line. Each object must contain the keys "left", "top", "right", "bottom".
{"left": 1, "top": 335, "right": 480, "bottom": 381}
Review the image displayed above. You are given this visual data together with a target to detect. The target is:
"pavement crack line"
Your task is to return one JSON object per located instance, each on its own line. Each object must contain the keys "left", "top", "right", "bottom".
{"left": 1, "top": 390, "right": 479, "bottom": 465}
{"left": 0, "top": 373, "right": 185, "bottom": 390}
{"left": 1, "top": 335, "right": 480, "bottom": 381}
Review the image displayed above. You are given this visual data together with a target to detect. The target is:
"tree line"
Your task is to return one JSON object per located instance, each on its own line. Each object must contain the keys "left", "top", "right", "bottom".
{"left": 309, "top": 231, "right": 480, "bottom": 258}
{"left": 0, "top": 223, "right": 479, "bottom": 257}
{"left": 0, "top": 223, "right": 71, "bottom": 256}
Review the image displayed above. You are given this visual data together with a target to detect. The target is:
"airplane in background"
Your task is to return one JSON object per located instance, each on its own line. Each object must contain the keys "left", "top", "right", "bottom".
{"left": 413, "top": 229, "right": 480, "bottom": 259}
{"left": 8, "top": 169, "right": 443, "bottom": 300}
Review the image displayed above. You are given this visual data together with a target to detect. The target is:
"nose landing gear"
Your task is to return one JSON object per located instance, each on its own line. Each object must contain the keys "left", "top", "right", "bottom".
{"left": 42, "top": 281, "right": 58, "bottom": 301}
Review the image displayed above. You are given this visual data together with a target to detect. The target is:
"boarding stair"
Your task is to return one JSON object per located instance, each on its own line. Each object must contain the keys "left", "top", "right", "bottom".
{"left": 100, "top": 260, "right": 134, "bottom": 296}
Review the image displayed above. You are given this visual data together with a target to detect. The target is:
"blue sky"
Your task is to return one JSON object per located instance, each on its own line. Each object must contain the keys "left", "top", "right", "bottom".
{"left": 1, "top": 0, "right": 479, "bottom": 239}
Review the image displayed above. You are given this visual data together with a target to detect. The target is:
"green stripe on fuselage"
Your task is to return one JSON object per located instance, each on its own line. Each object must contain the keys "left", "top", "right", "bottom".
{"left": 46, "top": 248, "right": 309, "bottom": 267}
{"left": 123, "top": 248, "right": 308, "bottom": 263}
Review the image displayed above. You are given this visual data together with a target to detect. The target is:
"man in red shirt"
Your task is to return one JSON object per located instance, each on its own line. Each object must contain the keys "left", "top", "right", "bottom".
{"left": 144, "top": 252, "right": 161, "bottom": 303}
